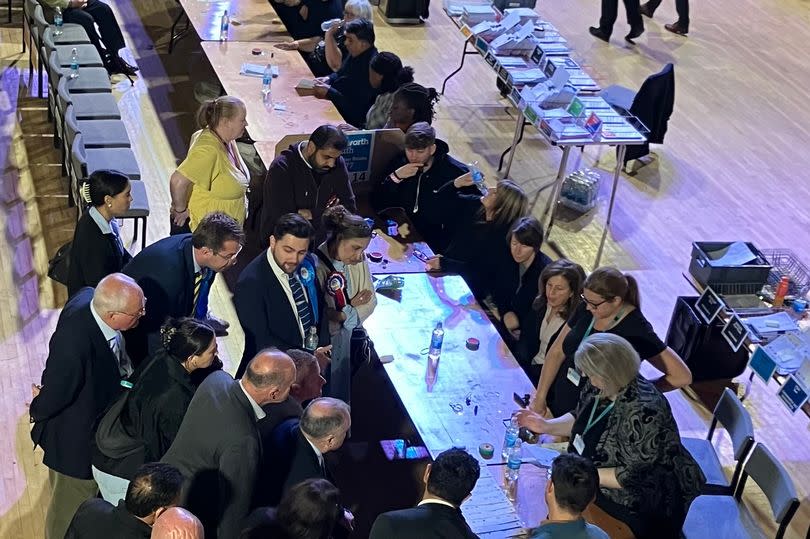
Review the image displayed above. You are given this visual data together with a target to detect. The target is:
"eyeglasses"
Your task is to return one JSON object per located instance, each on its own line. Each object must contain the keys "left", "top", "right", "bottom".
{"left": 114, "top": 301, "right": 147, "bottom": 319}
{"left": 580, "top": 293, "right": 609, "bottom": 309}
{"left": 214, "top": 244, "right": 243, "bottom": 261}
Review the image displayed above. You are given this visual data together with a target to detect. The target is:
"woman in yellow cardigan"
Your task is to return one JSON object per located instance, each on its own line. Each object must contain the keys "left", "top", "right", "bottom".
{"left": 169, "top": 96, "right": 250, "bottom": 232}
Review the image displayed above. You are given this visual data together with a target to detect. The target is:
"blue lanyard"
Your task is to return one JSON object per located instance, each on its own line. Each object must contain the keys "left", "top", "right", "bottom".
{"left": 583, "top": 396, "right": 615, "bottom": 436}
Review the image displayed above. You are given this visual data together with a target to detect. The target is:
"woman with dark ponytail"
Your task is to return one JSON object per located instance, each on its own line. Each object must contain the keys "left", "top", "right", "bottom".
{"left": 531, "top": 266, "right": 693, "bottom": 418}
{"left": 314, "top": 205, "right": 376, "bottom": 402}
{"left": 386, "top": 82, "right": 440, "bottom": 132}
{"left": 92, "top": 317, "right": 219, "bottom": 503}
{"left": 365, "top": 52, "right": 415, "bottom": 129}
{"left": 66, "top": 169, "right": 133, "bottom": 297}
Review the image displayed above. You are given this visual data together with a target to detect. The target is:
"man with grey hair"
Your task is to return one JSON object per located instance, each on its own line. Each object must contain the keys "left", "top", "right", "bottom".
{"left": 263, "top": 397, "right": 351, "bottom": 505}
{"left": 30, "top": 273, "right": 145, "bottom": 539}
{"left": 259, "top": 348, "right": 328, "bottom": 435}
{"left": 151, "top": 507, "right": 205, "bottom": 539}
{"left": 162, "top": 348, "right": 296, "bottom": 539}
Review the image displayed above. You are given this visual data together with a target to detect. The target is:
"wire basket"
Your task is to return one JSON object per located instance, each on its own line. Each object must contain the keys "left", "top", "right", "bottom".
{"left": 762, "top": 249, "right": 810, "bottom": 298}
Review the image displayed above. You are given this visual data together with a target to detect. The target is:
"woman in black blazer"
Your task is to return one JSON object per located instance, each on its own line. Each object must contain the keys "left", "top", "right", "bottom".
{"left": 92, "top": 317, "right": 219, "bottom": 502}
{"left": 67, "top": 170, "right": 134, "bottom": 297}
{"left": 514, "top": 259, "right": 586, "bottom": 386}
{"left": 426, "top": 179, "right": 529, "bottom": 308}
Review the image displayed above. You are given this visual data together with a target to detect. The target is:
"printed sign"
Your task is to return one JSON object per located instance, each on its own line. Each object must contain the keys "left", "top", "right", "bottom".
{"left": 584, "top": 112, "right": 603, "bottom": 134}
{"left": 342, "top": 131, "right": 374, "bottom": 184}
{"left": 748, "top": 346, "right": 777, "bottom": 383}
{"left": 778, "top": 376, "right": 809, "bottom": 413}
{"left": 721, "top": 314, "right": 749, "bottom": 352}
{"left": 696, "top": 287, "right": 724, "bottom": 324}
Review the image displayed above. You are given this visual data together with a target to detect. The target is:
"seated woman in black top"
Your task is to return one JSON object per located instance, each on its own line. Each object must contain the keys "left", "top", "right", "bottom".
{"left": 426, "top": 179, "right": 528, "bottom": 306}
{"left": 517, "top": 334, "right": 705, "bottom": 539}
{"left": 513, "top": 259, "right": 585, "bottom": 386}
{"left": 311, "top": 19, "right": 378, "bottom": 128}
{"left": 66, "top": 170, "right": 133, "bottom": 297}
{"left": 91, "top": 318, "right": 219, "bottom": 501}
{"left": 532, "top": 266, "right": 693, "bottom": 418}
{"left": 272, "top": 0, "right": 344, "bottom": 76}
{"left": 498, "top": 217, "right": 552, "bottom": 335}
{"left": 385, "top": 82, "right": 440, "bottom": 132}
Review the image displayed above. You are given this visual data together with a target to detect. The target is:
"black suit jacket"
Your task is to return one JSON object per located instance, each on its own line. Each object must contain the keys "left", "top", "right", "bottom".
{"left": 369, "top": 503, "right": 479, "bottom": 539}
{"left": 262, "top": 419, "right": 330, "bottom": 506}
{"left": 67, "top": 210, "right": 133, "bottom": 297}
{"left": 30, "top": 287, "right": 123, "bottom": 479}
{"left": 161, "top": 371, "right": 261, "bottom": 539}
{"left": 65, "top": 499, "right": 151, "bottom": 539}
{"left": 123, "top": 234, "right": 196, "bottom": 365}
{"left": 233, "top": 250, "right": 330, "bottom": 378}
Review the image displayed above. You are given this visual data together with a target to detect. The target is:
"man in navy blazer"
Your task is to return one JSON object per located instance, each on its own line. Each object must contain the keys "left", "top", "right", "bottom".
{"left": 30, "top": 273, "right": 146, "bottom": 539}
{"left": 122, "top": 212, "right": 244, "bottom": 365}
{"left": 369, "top": 448, "right": 481, "bottom": 539}
{"left": 234, "top": 213, "right": 330, "bottom": 378}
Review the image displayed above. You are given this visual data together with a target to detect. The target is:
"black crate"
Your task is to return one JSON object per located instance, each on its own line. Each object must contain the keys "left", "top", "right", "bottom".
{"left": 689, "top": 242, "right": 772, "bottom": 295}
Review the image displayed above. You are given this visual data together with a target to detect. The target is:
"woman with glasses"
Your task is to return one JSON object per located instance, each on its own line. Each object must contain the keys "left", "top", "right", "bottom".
{"left": 532, "top": 266, "right": 692, "bottom": 418}
{"left": 92, "top": 317, "right": 220, "bottom": 503}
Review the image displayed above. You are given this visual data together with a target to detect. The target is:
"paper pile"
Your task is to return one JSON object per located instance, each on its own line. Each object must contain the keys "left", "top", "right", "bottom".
{"left": 460, "top": 4, "right": 498, "bottom": 25}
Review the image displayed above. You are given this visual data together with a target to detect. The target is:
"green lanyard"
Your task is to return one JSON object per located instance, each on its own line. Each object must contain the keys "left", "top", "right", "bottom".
{"left": 582, "top": 305, "right": 626, "bottom": 342}
{"left": 583, "top": 396, "right": 615, "bottom": 436}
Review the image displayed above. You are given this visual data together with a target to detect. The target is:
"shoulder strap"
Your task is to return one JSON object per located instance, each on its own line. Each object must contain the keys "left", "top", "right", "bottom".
{"left": 313, "top": 248, "right": 337, "bottom": 273}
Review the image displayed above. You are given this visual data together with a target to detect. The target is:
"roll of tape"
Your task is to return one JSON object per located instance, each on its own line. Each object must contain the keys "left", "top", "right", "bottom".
{"left": 466, "top": 338, "right": 480, "bottom": 351}
{"left": 479, "top": 442, "right": 495, "bottom": 460}
{"left": 368, "top": 251, "right": 384, "bottom": 263}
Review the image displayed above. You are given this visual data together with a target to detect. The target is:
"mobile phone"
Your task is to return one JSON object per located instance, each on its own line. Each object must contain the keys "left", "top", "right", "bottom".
{"left": 413, "top": 249, "right": 430, "bottom": 263}
{"left": 513, "top": 392, "right": 530, "bottom": 408}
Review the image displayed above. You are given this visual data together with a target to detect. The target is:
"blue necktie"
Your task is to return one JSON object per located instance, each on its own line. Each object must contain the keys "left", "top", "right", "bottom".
{"left": 110, "top": 219, "right": 124, "bottom": 257}
{"left": 193, "top": 268, "right": 214, "bottom": 319}
{"left": 288, "top": 273, "right": 313, "bottom": 331}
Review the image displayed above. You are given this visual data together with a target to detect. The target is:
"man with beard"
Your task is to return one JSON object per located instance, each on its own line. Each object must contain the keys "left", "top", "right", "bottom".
{"left": 254, "top": 125, "right": 356, "bottom": 247}
{"left": 370, "top": 122, "right": 479, "bottom": 253}
{"left": 234, "top": 213, "right": 331, "bottom": 378}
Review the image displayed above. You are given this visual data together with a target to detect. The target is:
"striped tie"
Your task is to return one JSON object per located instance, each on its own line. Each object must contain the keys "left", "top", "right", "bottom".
{"left": 110, "top": 219, "right": 124, "bottom": 257}
{"left": 109, "top": 333, "right": 133, "bottom": 377}
{"left": 288, "top": 273, "right": 313, "bottom": 331}
{"left": 193, "top": 268, "right": 213, "bottom": 319}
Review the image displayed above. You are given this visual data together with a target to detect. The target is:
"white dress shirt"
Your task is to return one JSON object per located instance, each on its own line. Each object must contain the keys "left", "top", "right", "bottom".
{"left": 266, "top": 249, "right": 308, "bottom": 344}
{"left": 238, "top": 380, "right": 267, "bottom": 421}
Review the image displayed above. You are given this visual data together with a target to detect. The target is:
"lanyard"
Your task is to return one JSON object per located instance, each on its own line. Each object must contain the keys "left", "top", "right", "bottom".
{"left": 582, "top": 305, "right": 626, "bottom": 342}
{"left": 583, "top": 396, "right": 615, "bottom": 436}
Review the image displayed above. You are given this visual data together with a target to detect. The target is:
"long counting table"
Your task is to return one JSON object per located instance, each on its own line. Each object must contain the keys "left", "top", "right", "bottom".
{"left": 178, "top": 0, "right": 290, "bottom": 42}
{"left": 364, "top": 272, "right": 545, "bottom": 537}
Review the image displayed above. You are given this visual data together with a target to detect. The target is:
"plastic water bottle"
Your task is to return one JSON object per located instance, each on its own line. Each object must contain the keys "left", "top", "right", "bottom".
{"left": 220, "top": 11, "right": 230, "bottom": 41}
{"left": 321, "top": 18, "right": 342, "bottom": 32}
{"left": 69, "top": 48, "right": 79, "bottom": 79}
{"left": 468, "top": 161, "right": 487, "bottom": 195}
{"left": 304, "top": 326, "right": 318, "bottom": 351}
{"left": 54, "top": 7, "right": 63, "bottom": 36}
{"left": 504, "top": 439, "right": 522, "bottom": 501}
{"left": 428, "top": 322, "right": 444, "bottom": 361}
{"left": 261, "top": 64, "right": 272, "bottom": 99}
{"left": 501, "top": 416, "right": 519, "bottom": 459}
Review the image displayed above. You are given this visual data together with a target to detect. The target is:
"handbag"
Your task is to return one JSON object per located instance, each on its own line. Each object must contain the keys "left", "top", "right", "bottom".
{"left": 47, "top": 241, "right": 72, "bottom": 285}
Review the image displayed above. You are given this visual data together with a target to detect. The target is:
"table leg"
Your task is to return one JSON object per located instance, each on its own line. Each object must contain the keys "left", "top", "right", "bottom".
{"left": 503, "top": 109, "right": 525, "bottom": 177}
{"left": 441, "top": 40, "right": 470, "bottom": 95}
{"left": 593, "top": 144, "right": 626, "bottom": 268}
{"left": 542, "top": 145, "right": 572, "bottom": 241}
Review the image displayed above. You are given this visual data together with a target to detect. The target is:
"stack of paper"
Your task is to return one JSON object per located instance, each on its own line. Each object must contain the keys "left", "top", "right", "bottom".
{"left": 460, "top": 4, "right": 497, "bottom": 25}
{"left": 507, "top": 68, "right": 547, "bottom": 86}
{"left": 503, "top": 7, "right": 539, "bottom": 24}
{"left": 539, "top": 117, "right": 591, "bottom": 141}
{"left": 488, "top": 21, "right": 537, "bottom": 55}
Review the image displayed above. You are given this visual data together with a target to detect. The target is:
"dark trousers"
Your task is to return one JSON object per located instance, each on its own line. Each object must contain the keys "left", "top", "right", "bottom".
{"left": 645, "top": 0, "right": 689, "bottom": 29}
{"left": 599, "top": 0, "right": 643, "bottom": 35}
{"left": 63, "top": 0, "right": 125, "bottom": 58}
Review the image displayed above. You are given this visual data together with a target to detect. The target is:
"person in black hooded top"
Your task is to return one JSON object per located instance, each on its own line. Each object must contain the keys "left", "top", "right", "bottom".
{"left": 370, "top": 122, "right": 479, "bottom": 253}
{"left": 426, "top": 180, "right": 529, "bottom": 309}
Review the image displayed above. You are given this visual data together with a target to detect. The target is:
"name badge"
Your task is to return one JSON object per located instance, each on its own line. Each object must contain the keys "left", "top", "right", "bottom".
{"left": 573, "top": 433, "right": 585, "bottom": 455}
{"left": 567, "top": 368, "right": 581, "bottom": 387}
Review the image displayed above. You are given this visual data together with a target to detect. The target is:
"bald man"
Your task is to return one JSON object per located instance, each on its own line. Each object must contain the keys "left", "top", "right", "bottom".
{"left": 264, "top": 397, "right": 350, "bottom": 505}
{"left": 30, "top": 273, "right": 146, "bottom": 539}
{"left": 162, "top": 349, "right": 296, "bottom": 539}
{"left": 151, "top": 507, "right": 204, "bottom": 539}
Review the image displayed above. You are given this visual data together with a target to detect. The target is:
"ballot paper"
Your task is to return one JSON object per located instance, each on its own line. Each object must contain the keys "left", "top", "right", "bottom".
{"left": 744, "top": 311, "right": 799, "bottom": 336}
{"left": 764, "top": 331, "right": 810, "bottom": 375}
{"left": 240, "top": 63, "right": 279, "bottom": 78}
{"left": 705, "top": 241, "right": 759, "bottom": 266}
{"left": 296, "top": 79, "right": 315, "bottom": 89}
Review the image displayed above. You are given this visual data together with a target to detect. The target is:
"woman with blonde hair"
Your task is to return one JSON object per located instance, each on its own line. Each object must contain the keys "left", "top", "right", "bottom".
{"left": 169, "top": 96, "right": 250, "bottom": 233}
{"left": 531, "top": 266, "right": 692, "bottom": 418}
{"left": 516, "top": 333, "right": 704, "bottom": 538}
{"left": 427, "top": 179, "right": 529, "bottom": 305}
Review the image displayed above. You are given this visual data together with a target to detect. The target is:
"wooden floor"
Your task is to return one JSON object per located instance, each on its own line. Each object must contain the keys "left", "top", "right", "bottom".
{"left": 1, "top": 0, "right": 809, "bottom": 536}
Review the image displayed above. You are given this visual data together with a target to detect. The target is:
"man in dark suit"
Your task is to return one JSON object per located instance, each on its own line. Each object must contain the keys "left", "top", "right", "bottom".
{"left": 234, "top": 213, "right": 331, "bottom": 378}
{"left": 369, "top": 448, "right": 481, "bottom": 539}
{"left": 65, "top": 462, "right": 184, "bottom": 539}
{"left": 161, "top": 348, "right": 296, "bottom": 539}
{"left": 123, "top": 212, "right": 244, "bottom": 365}
{"left": 30, "top": 273, "right": 146, "bottom": 539}
{"left": 264, "top": 397, "right": 350, "bottom": 505}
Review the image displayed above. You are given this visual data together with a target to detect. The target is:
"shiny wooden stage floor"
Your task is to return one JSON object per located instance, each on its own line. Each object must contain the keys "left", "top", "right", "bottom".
{"left": 1, "top": 0, "right": 809, "bottom": 536}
